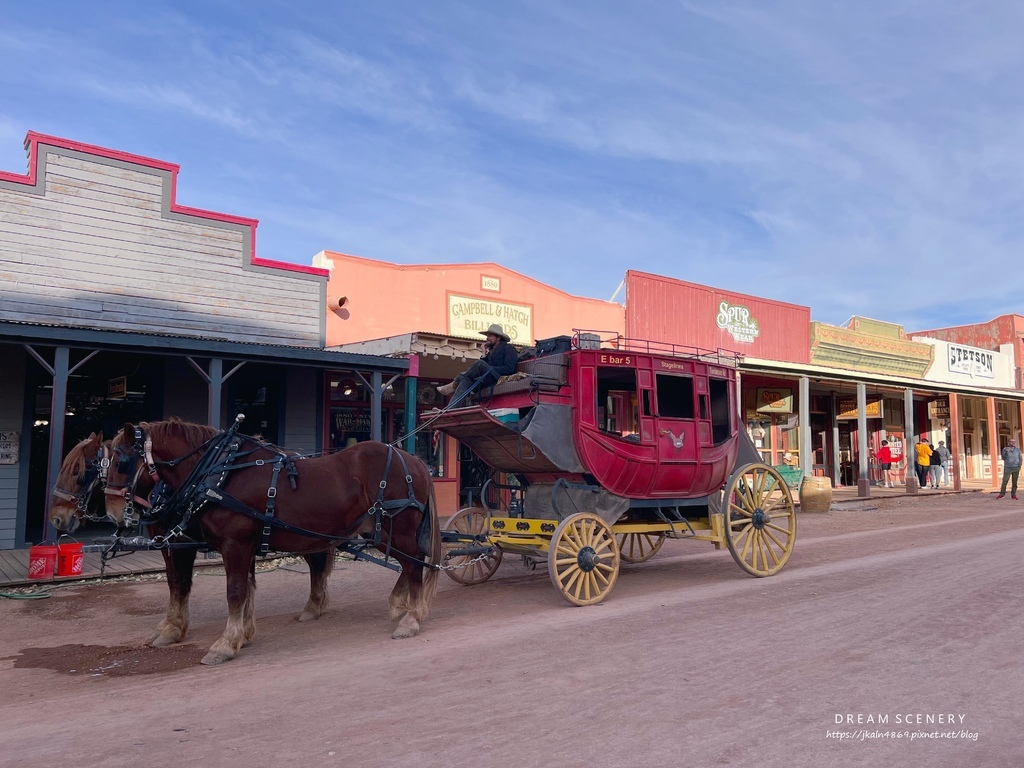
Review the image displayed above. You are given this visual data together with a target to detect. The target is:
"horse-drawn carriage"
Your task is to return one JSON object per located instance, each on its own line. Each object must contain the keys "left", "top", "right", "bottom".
{"left": 435, "top": 331, "right": 797, "bottom": 605}
{"left": 45, "top": 330, "right": 795, "bottom": 664}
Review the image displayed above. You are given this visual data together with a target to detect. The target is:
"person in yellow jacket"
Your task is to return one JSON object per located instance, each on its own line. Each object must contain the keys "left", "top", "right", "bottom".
{"left": 914, "top": 438, "right": 933, "bottom": 488}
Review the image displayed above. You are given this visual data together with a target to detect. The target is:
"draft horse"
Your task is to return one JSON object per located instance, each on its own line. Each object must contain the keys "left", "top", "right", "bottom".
{"left": 47, "top": 430, "right": 397, "bottom": 658}
{"left": 103, "top": 418, "right": 441, "bottom": 665}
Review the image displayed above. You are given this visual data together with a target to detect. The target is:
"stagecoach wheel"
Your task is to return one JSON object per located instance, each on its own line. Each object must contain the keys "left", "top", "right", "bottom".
{"left": 723, "top": 463, "right": 796, "bottom": 577}
{"left": 548, "top": 513, "right": 620, "bottom": 606}
{"left": 441, "top": 507, "right": 503, "bottom": 585}
{"left": 616, "top": 531, "right": 666, "bottom": 563}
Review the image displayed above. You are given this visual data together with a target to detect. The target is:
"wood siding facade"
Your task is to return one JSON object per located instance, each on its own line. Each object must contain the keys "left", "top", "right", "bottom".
{"left": 0, "top": 139, "right": 326, "bottom": 346}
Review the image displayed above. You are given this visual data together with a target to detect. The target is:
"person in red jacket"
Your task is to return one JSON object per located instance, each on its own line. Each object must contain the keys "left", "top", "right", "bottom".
{"left": 876, "top": 439, "right": 895, "bottom": 488}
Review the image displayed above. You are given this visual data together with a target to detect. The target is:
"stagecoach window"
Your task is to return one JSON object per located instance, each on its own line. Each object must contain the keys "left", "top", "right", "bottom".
{"left": 710, "top": 378, "right": 730, "bottom": 445}
{"left": 597, "top": 367, "right": 638, "bottom": 436}
{"left": 655, "top": 375, "right": 695, "bottom": 419}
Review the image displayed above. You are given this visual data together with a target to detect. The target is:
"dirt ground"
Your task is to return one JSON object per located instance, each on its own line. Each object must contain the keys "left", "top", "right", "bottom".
{"left": 1, "top": 492, "right": 1021, "bottom": 767}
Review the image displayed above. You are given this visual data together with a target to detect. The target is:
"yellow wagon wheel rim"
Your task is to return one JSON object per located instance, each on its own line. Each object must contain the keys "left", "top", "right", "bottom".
{"left": 616, "top": 531, "right": 666, "bottom": 563}
{"left": 724, "top": 464, "right": 796, "bottom": 577}
{"left": 441, "top": 507, "right": 503, "bottom": 585}
{"left": 548, "top": 513, "right": 620, "bottom": 606}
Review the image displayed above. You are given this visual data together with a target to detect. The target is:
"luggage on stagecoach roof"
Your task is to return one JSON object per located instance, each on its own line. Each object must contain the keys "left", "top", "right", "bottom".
{"left": 535, "top": 335, "right": 573, "bottom": 357}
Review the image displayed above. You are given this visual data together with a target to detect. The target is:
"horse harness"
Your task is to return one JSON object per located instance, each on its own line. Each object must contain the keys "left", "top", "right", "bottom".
{"left": 133, "top": 417, "right": 427, "bottom": 561}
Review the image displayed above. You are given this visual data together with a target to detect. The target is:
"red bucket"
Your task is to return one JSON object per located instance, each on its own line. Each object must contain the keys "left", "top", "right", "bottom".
{"left": 57, "top": 538, "right": 84, "bottom": 577}
{"left": 28, "top": 544, "right": 58, "bottom": 580}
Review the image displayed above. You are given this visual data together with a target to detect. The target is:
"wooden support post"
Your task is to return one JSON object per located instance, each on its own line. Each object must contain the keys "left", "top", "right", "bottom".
{"left": 43, "top": 347, "right": 70, "bottom": 542}
{"left": 404, "top": 376, "right": 417, "bottom": 454}
{"left": 987, "top": 396, "right": 999, "bottom": 489}
{"left": 857, "top": 382, "right": 870, "bottom": 497}
{"left": 950, "top": 393, "right": 963, "bottom": 492}
{"left": 799, "top": 376, "right": 811, "bottom": 479}
{"left": 371, "top": 370, "right": 383, "bottom": 442}
{"left": 904, "top": 388, "right": 918, "bottom": 493}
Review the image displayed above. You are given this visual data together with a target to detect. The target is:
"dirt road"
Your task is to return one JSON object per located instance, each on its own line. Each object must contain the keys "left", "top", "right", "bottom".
{"left": 1, "top": 493, "right": 1021, "bottom": 767}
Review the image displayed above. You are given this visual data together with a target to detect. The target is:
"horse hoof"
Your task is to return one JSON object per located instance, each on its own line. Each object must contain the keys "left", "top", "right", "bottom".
{"left": 149, "top": 633, "right": 180, "bottom": 648}
{"left": 296, "top": 610, "right": 320, "bottom": 623}
{"left": 200, "top": 651, "right": 233, "bottom": 666}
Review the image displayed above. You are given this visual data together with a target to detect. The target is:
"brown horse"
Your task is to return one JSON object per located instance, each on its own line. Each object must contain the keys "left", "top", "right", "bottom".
{"left": 49, "top": 432, "right": 116, "bottom": 533}
{"left": 48, "top": 428, "right": 354, "bottom": 657}
{"left": 106, "top": 418, "right": 440, "bottom": 665}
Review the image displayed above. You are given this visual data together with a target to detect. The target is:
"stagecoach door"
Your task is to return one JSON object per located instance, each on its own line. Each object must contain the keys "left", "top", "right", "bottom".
{"left": 650, "top": 372, "right": 698, "bottom": 494}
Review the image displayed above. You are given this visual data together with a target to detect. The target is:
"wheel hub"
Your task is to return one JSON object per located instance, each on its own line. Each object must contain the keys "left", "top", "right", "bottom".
{"left": 751, "top": 509, "right": 770, "bottom": 529}
{"left": 577, "top": 546, "right": 600, "bottom": 572}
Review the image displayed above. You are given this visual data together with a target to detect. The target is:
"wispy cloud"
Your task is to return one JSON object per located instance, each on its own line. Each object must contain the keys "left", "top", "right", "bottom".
{"left": 2, "top": 1, "right": 1023, "bottom": 328}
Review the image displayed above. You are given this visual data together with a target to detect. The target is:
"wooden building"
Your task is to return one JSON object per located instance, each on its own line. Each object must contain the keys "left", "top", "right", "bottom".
{"left": 0, "top": 132, "right": 406, "bottom": 548}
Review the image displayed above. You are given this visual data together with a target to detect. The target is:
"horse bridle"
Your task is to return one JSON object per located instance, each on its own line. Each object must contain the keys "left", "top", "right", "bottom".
{"left": 51, "top": 443, "right": 111, "bottom": 521}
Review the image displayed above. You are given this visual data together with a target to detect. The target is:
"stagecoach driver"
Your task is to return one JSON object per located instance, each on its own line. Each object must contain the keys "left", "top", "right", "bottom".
{"left": 437, "top": 324, "right": 518, "bottom": 403}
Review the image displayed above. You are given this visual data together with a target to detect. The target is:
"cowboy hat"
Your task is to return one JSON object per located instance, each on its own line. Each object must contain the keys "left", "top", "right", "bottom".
{"left": 480, "top": 323, "right": 510, "bottom": 342}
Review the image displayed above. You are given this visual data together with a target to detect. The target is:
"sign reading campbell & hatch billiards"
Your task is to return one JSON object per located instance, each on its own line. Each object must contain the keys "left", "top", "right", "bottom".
{"left": 447, "top": 293, "right": 533, "bottom": 344}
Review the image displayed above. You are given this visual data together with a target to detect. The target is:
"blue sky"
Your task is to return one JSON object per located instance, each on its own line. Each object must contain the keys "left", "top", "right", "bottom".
{"left": 1, "top": 1, "right": 1021, "bottom": 329}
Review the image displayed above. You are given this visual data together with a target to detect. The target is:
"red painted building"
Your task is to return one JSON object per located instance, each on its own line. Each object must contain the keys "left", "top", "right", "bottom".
{"left": 624, "top": 271, "right": 810, "bottom": 364}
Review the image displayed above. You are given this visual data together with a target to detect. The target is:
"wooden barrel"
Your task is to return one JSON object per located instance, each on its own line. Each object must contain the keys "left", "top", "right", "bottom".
{"left": 799, "top": 475, "right": 833, "bottom": 513}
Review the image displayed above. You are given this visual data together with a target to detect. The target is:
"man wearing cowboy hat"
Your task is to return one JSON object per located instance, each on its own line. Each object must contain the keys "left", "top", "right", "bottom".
{"left": 437, "top": 324, "right": 519, "bottom": 403}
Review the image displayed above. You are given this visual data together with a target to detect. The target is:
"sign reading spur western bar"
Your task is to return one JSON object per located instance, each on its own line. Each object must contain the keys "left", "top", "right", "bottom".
{"left": 448, "top": 293, "right": 534, "bottom": 344}
{"left": 948, "top": 344, "right": 995, "bottom": 379}
{"left": 715, "top": 301, "right": 760, "bottom": 343}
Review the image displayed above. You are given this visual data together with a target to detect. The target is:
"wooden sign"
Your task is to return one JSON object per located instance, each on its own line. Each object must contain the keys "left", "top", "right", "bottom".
{"left": 837, "top": 396, "right": 884, "bottom": 420}
{"left": 928, "top": 399, "right": 950, "bottom": 419}
{"left": 0, "top": 431, "right": 19, "bottom": 464}
{"left": 108, "top": 376, "right": 127, "bottom": 399}
{"left": 756, "top": 387, "right": 793, "bottom": 413}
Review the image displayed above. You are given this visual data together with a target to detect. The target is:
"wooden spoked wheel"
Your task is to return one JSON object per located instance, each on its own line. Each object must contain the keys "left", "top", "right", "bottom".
{"left": 442, "top": 507, "right": 503, "bottom": 585}
{"left": 724, "top": 463, "right": 796, "bottom": 577}
{"left": 548, "top": 513, "right": 620, "bottom": 606}
{"left": 616, "top": 531, "right": 666, "bottom": 563}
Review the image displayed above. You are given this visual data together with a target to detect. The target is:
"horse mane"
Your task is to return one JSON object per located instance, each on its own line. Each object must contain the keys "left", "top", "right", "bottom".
{"left": 142, "top": 417, "right": 219, "bottom": 447}
{"left": 56, "top": 434, "right": 100, "bottom": 488}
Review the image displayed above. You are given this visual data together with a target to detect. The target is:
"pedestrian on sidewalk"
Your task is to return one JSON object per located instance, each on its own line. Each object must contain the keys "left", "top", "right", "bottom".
{"left": 997, "top": 438, "right": 1022, "bottom": 500}
{"left": 934, "top": 440, "right": 951, "bottom": 486}
{"left": 914, "top": 438, "right": 932, "bottom": 489}
{"left": 876, "top": 440, "right": 896, "bottom": 487}
{"left": 929, "top": 444, "right": 943, "bottom": 489}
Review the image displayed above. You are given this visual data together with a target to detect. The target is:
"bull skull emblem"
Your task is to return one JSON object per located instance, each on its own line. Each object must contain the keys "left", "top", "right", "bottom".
{"left": 660, "top": 429, "right": 685, "bottom": 449}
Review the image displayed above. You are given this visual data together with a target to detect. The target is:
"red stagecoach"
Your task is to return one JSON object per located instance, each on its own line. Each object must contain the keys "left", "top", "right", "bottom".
{"left": 433, "top": 331, "right": 797, "bottom": 605}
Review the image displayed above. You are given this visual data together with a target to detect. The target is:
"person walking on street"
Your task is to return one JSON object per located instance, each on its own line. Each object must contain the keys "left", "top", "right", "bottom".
{"left": 934, "top": 440, "right": 951, "bottom": 486}
{"left": 914, "top": 438, "right": 932, "bottom": 489}
{"left": 997, "top": 438, "right": 1022, "bottom": 500}
{"left": 928, "top": 444, "right": 942, "bottom": 489}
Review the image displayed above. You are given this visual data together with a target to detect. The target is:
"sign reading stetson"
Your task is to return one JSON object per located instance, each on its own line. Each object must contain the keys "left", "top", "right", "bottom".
{"left": 948, "top": 344, "right": 994, "bottom": 379}
{"left": 448, "top": 293, "right": 533, "bottom": 344}
{"left": 716, "top": 301, "right": 760, "bottom": 344}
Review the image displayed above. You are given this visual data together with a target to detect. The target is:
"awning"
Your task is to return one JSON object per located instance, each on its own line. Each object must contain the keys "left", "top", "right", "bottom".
{"left": 741, "top": 356, "right": 1024, "bottom": 400}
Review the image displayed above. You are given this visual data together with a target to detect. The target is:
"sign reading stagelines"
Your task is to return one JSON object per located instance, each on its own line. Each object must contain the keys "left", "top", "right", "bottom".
{"left": 448, "top": 294, "right": 533, "bottom": 344}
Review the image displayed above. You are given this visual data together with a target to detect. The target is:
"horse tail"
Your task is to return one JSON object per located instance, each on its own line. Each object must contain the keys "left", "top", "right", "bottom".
{"left": 418, "top": 480, "right": 441, "bottom": 620}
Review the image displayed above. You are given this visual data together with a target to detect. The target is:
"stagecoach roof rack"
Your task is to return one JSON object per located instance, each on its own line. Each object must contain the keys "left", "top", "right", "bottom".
{"left": 571, "top": 329, "right": 742, "bottom": 367}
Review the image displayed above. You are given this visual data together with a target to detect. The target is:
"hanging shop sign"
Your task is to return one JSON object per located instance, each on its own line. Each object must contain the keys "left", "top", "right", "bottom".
{"left": 447, "top": 293, "right": 534, "bottom": 344}
{"left": 947, "top": 344, "right": 995, "bottom": 379}
{"left": 0, "top": 431, "right": 19, "bottom": 464}
{"left": 108, "top": 376, "right": 127, "bottom": 399}
{"left": 928, "top": 398, "right": 950, "bottom": 419}
{"left": 715, "top": 301, "right": 760, "bottom": 344}
{"left": 837, "top": 396, "right": 884, "bottom": 420}
{"left": 755, "top": 387, "right": 794, "bottom": 413}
